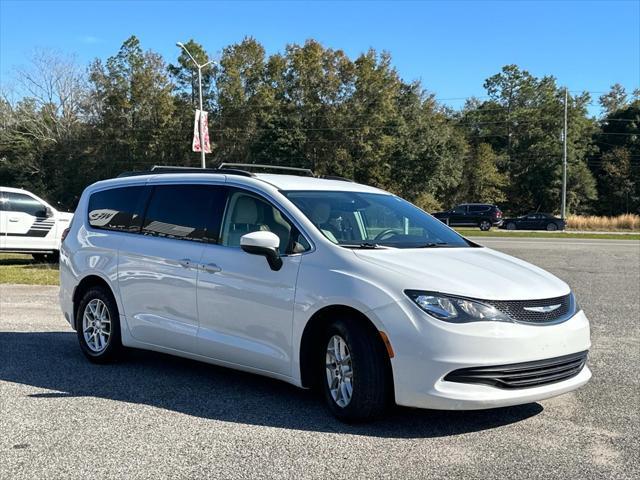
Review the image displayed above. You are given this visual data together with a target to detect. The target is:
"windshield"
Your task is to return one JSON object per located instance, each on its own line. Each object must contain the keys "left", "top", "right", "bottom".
{"left": 283, "top": 190, "right": 471, "bottom": 248}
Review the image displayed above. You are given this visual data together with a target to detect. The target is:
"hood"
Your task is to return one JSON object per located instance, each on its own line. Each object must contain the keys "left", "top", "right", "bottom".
{"left": 353, "top": 247, "right": 569, "bottom": 301}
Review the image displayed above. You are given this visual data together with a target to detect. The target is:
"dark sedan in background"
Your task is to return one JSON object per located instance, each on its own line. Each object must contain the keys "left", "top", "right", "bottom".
{"left": 501, "top": 213, "right": 566, "bottom": 231}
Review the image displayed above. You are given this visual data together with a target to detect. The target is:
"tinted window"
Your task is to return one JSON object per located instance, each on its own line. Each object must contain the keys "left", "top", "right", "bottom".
{"left": 142, "top": 184, "right": 226, "bottom": 243}
{"left": 88, "top": 186, "right": 147, "bottom": 232}
{"left": 221, "top": 190, "right": 309, "bottom": 254}
{"left": 452, "top": 205, "right": 466, "bottom": 214}
{"left": 0, "top": 192, "right": 5, "bottom": 211}
{"left": 4, "top": 192, "right": 48, "bottom": 217}
{"left": 468, "top": 205, "right": 490, "bottom": 213}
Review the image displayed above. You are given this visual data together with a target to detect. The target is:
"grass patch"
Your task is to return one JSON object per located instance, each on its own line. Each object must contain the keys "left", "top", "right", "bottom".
{"left": 0, "top": 253, "right": 59, "bottom": 285}
{"left": 566, "top": 214, "right": 639, "bottom": 231}
{"left": 455, "top": 229, "right": 640, "bottom": 240}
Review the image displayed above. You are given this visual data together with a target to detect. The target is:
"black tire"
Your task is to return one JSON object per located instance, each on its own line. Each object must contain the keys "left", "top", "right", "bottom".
{"left": 319, "top": 317, "right": 391, "bottom": 422}
{"left": 32, "top": 253, "right": 47, "bottom": 263}
{"left": 479, "top": 220, "right": 492, "bottom": 231}
{"left": 546, "top": 223, "right": 558, "bottom": 231}
{"left": 506, "top": 222, "right": 517, "bottom": 231}
{"left": 75, "top": 286, "right": 123, "bottom": 363}
{"left": 32, "top": 251, "right": 59, "bottom": 263}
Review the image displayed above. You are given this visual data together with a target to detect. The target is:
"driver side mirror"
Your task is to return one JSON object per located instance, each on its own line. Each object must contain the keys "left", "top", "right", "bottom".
{"left": 240, "top": 231, "right": 283, "bottom": 271}
{"left": 45, "top": 207, "right": 54, "bottom": 218}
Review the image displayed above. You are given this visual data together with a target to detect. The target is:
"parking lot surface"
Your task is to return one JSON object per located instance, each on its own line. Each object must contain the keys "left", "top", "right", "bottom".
{"left": 1, "top": 238, "right": 639, "bottom": 479}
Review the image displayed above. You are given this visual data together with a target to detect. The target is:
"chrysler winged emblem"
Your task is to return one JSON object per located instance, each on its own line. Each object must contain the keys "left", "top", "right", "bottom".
{"left": 524, "top": 304, "right": 561, "bottom": 313}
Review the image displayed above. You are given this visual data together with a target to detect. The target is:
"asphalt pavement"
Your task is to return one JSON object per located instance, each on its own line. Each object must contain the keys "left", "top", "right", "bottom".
{"left": 1, "top": 238, "right": 639, "bottom": 479}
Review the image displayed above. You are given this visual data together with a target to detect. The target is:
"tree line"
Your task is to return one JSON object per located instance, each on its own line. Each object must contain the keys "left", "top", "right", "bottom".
{"left": 1, "top": 36, "right": 638, "bottom": 215}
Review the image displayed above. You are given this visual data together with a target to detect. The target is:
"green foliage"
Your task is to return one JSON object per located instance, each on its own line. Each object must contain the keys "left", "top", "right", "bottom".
{"left": 0, "top": 40, "right": 635, "bottom": 217}
{"left": 459, "top": 65, "right": 597, "bottom": 214}
{"left": 592, "top": 88, "right": 640, "bottom": 214}
{"left": 461, "top": 143, "right": 507, "bottom": 204}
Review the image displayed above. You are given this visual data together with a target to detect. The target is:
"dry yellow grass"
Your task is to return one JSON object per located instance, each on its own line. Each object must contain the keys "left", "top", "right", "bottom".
{"left": 566, "top": 214, "right": 640, "bottom": 231}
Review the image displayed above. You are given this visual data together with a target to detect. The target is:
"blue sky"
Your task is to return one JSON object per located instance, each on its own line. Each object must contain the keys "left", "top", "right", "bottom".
{"left": 1, "top": 0, "right": 638, "bottom": 114}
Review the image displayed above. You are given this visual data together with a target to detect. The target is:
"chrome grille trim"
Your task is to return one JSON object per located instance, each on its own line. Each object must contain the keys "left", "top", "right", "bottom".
{"left": 482, "top": 293, "right": 577, "bottom": 325}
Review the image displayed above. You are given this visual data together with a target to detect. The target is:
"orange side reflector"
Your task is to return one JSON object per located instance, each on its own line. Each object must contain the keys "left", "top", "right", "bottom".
{"left": 379, "top": 331, "right": 395, "bottom": 358}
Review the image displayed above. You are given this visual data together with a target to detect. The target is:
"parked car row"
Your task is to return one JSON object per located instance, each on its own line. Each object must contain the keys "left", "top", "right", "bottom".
{"left": 2, "top": 168, "right": 590, "bottom": 422}
{"left": 56, "top": 165, "right": 590, "bottom": 422}
{"left": 432, "top": 203, "right": 565, "bottom": 231}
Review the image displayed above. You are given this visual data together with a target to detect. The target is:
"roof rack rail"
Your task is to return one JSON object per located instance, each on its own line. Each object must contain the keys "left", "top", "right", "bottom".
{"left": 320, "top": 175, "right": 354, "bottom": 183}
{"left": 218, "top": 163, "right": 315, "bottom": 177}
{"left": 117, "top": 165, "right": 254, "bottom": 178}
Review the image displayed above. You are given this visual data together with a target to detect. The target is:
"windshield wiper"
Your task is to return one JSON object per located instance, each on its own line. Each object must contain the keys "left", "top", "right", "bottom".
{"left": 413, "top": 242, "right": 451, "bottom": 248}
{"left": 341, "top": 242, "right": 383, "bottom": 249}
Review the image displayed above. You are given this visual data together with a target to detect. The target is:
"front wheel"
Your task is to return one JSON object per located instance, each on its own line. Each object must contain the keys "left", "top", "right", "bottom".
{"left": 479, "top": 220, "right": 492, "bottom": 231}
{"left": 320, "top": 318, "right": 391, "bottom": 422}
{"left": 76, "top": 287, "right": 123, "bottom": 363}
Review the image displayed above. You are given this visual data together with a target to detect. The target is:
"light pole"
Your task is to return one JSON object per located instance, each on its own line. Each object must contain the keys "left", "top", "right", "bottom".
{"left": 177, "top": 42, "right": 214, "bottom": 169}
{"left": 561, "top": 88, "right": 568, "bottom": 220}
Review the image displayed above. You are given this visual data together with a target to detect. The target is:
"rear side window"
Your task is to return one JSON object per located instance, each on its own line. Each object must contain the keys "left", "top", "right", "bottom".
{"left": 468, "top": 205, "right": 491, "bottom": 213}
{"left": 88, "top": 186, "right": 147, "bottom": 232}
{"left": 4, "top": 192, "right": 48, "bottom": 217}
{"left": 142, "top": 184, "right": 227, "bottom": 243}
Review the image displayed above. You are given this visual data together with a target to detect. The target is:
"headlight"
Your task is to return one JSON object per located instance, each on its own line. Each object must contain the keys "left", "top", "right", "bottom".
{"left": 405, "top": 290, "right": 512, "bottom": 323}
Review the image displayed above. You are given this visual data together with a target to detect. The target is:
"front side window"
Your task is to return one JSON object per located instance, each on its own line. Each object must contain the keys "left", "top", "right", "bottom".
{"left": 4, "top": 192, "right": 48, "bottom": 217}
{"left": 142, "top": 184, "right": 226, "bottom": 243}
{"left": 88, "top": 186, "right": 147, "bottom": 232}
{"left": 284, "top": 191, "right": 471, "bottom": 249}
{"left": 221, "top": 190, "right": 309, "bottom": 254}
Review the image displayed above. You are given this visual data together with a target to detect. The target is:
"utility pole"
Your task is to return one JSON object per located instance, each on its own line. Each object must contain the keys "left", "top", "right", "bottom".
{"left": 561, "top": 88, "right": 568, "bottom": 220}
{"left": 177, "top": 42, "right": 215, "bottom": 168}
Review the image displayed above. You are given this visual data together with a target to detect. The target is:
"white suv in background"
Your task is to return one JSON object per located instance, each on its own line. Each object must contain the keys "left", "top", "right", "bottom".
{"left": 59, "top": 165, "right": 591, "bottom": 422}
{"left": 0, "top": 186, "right": 73, "bottom": 262}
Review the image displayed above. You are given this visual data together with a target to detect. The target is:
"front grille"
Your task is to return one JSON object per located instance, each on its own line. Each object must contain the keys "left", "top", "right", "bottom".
{"left": 483, "top": 294, "right": 574, "bottom": 324}
{"left": 444, "top": 350, "right": 588, "bottom": 389}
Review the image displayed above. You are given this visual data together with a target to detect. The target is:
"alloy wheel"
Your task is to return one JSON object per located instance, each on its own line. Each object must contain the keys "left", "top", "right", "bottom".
{"left": 325, "top": 335, "right": 354, "bottom": 408}
{"left": 82, "top": 298, "right": 111, "bottom": 353}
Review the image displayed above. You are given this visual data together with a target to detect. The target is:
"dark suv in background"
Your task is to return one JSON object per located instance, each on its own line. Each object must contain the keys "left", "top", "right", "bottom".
{"left": 432, "top": 203, "right": 503, "bottom": 231}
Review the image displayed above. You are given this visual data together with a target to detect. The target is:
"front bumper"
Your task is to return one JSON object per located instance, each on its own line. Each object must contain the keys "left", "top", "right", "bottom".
{"left": 369, "top": 299, "right": 591, "bottom": 410}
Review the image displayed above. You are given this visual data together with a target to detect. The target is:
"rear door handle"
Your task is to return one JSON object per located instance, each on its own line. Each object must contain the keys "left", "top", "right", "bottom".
{"left": 178, "top": 258, "right": 193, "bottom": 268}
{"left": 201, "top": 262, "right": 222, "bottom": 273}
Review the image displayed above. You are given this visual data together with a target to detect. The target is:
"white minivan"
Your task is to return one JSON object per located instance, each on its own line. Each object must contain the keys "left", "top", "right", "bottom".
{"left": 1, "top": 186, "right": 73, "bottom": 262}
{"left": 59, "top": 165, "right": 591, "bottom": 422}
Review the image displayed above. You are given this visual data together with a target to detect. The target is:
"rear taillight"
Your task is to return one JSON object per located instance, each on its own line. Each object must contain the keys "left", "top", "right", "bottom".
{"left": 496, "top": 210, "right": 503, "bottom": 218}
{"left": 61, "top": 227, "right": 70, "bottom": 242}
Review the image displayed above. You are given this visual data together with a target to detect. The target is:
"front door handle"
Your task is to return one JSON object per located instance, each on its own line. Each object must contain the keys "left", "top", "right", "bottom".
{"left": 201, "top": 262, "right": 222, "bottom": 274}
{"left": 9, "top": 217, "right": 19, "bottom": 222}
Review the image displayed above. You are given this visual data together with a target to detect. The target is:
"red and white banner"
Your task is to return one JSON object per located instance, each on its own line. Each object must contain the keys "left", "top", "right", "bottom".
{"left": 192, "top": 109, "right": 212, "bottom": 153}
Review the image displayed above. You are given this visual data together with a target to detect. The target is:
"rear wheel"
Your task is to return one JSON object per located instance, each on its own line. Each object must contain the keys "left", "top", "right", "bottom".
{"left": 320, "top": 318, "right": 391, "bottom": 422}
{"left": 479, "top": 220, "right": 492, "bottom": 231}
{"left": 546, "top": 223, "right": 558, "bottom": 231}
{"left": 506, "top": 222, "right": 517, "bottom": 231}
{"left": 76, "top": 286, "right": 123, "bottom": 363}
